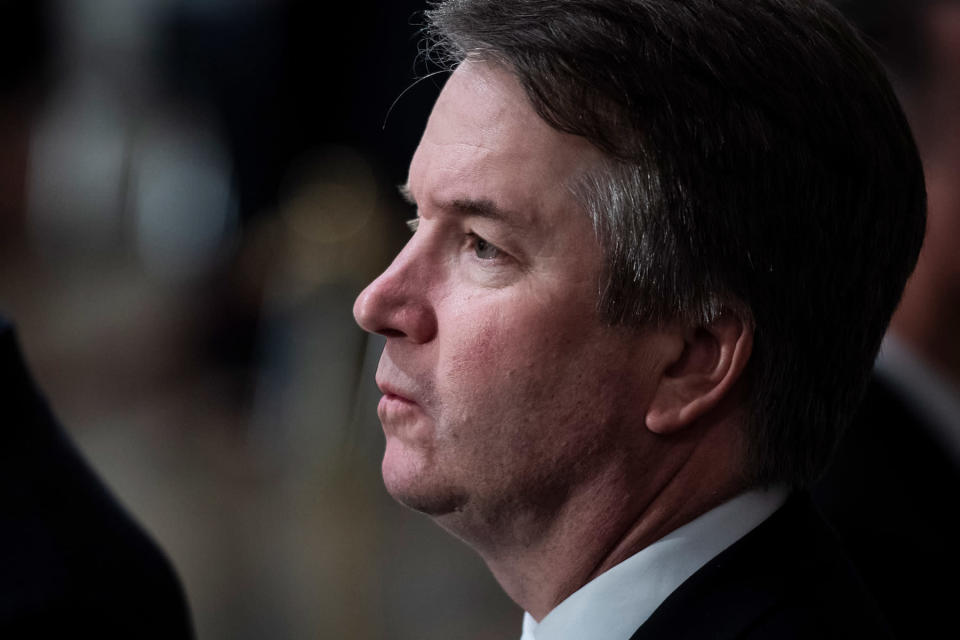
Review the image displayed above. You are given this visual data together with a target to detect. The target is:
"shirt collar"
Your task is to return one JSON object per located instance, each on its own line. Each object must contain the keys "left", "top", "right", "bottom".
{"left": 519, "top": 485, "right": 789, "bottom": 640}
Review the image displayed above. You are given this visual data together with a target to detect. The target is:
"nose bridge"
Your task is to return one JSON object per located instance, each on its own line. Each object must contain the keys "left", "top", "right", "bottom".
{"left": 353, "top": 232, "right": 438, "bottom": 342}
{"left": 372, "top": 231, "right": 434, "bottom": 303}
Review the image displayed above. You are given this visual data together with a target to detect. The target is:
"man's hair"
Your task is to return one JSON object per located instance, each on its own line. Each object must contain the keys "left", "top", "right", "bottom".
{"left": 424, "top": 0, "right": 926, "bottom": 487}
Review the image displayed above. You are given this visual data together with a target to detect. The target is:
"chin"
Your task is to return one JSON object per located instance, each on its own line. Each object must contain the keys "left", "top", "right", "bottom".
{"left": 381, "top": 440, "right": 467, "bottom": 516}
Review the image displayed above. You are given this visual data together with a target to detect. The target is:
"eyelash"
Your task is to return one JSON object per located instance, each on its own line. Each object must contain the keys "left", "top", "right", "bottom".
{"left": 406, "top": 217, "right": 504, "bottom": 262}
{"left": 466, "top": 232, "right": 502, "bottom": 260}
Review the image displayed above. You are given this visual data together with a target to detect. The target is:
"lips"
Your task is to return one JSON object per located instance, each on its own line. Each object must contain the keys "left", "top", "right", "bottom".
{"left": 376, "top": 379, "right": 425, "bottom": 431}
{"left": 375, "top": 353, "right": 429, "bottom": 426}
{"left": 376, "top": 379, "right": 418, "bottom": 405}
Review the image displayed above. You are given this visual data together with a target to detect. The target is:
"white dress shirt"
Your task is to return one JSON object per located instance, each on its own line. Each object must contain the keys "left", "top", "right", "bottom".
{"left": 518, "top": 485, "right": 789, "bottom": 640}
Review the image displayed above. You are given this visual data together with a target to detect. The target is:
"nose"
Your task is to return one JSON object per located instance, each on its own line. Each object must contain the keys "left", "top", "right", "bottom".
{"left": 353, "top": 239, "right": 438, "bottom": 343}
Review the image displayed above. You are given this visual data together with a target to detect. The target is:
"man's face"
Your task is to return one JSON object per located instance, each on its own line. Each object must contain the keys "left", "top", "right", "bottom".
{"left": 354, "top": 62, "right": 668, "bottom": 536}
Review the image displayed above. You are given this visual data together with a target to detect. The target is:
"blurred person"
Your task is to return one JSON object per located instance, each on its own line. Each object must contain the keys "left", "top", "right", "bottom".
{"left": 0, "top": 1, "right": 193, "bottom": 636}
{"left": 814, "top": 0, "right": 960, "bottom": 636}
{"left": 353, "top": 1, "right": 925, "bottom": 637}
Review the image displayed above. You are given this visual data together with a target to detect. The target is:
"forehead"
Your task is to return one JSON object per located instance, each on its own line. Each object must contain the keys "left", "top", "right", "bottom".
{"left": 407, "top": 61, "right": 601, "bottom": 228}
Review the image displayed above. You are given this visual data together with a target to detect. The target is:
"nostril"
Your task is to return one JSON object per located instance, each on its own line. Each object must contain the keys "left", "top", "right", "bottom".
{"left": 380, "top": 328, "right": 406, "bottom": 338}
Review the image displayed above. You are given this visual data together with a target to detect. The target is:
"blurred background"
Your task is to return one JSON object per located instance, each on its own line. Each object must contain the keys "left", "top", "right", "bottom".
{"left": 0, "top": 0, "right": 518, "bottom": 638}
{"left": 1, "top": 1, "right": 957, "bottom": 639}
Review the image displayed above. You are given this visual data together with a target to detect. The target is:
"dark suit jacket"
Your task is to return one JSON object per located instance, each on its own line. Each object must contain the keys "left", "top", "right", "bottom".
{"left": 630, "top": 494, "right": 891, "bottom": 639}
{"left": 814, "top": 375, "right": 960, "bottom": 639}
{"left": 0, "top": 318, "right": 194, "bottom": 637}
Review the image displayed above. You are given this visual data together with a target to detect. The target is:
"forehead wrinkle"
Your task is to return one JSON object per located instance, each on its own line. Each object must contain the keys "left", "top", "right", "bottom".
{"left": 444, "top": 196, "right": 532, "bottom": 232}
{"left": 409, "top": 144, "right": 547, "bottom": 232}
{"left": 407, "top": 62, "right": 603, "bottom": 239}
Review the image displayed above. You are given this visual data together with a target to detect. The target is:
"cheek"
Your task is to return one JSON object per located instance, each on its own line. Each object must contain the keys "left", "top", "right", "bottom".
{"left": 438, "top": 307, "right": 535, "bottom": 419}
{"left": 436, "top": 295, "right": 612, "bottom": 431}
{"left": 443, "top": 297, "right": 565, "bottom": 380}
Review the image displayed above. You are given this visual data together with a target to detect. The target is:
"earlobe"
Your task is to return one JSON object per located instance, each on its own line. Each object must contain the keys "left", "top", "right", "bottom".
{"left": 645, "top": 313, "right": 753, "bottom": 435}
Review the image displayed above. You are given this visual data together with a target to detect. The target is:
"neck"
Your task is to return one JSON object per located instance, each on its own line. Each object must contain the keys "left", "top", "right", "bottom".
{"left": 465, "top": 419, "right": 748, "bottom": 621}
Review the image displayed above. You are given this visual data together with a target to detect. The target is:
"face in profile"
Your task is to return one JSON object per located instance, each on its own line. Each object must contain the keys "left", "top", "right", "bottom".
{"left": 353, "top": 62, "right": 667, "bottom": 537}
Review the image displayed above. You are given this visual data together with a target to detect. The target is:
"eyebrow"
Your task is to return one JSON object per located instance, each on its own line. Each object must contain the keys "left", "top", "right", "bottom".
{"left": 398, "top": 183, "right": 416, "bottom": 205}
{"left": 397, "top": 183, "right": 527, "bottom": 229}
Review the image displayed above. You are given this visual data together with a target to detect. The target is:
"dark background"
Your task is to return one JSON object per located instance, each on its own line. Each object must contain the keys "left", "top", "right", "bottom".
{"left": 1, "top": 1, "right": 516, "bottom": 638}
{"left": 2, "top": 1, "right": 954, "bottom": 638}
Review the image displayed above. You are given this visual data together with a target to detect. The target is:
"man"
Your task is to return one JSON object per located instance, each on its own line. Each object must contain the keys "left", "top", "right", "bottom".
{"left": 0, "top": 1, "right": 194, "bottom": 635}
{"left": 815, "top": 1, "right": 960, "bottom": 637}
{"left": 353, "top": 1, "right": 925, "bottom": 637}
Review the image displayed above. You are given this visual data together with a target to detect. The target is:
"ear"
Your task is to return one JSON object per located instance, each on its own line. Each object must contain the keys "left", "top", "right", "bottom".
{"left": 645, "top": 312, "right": 753, "bottom": 435}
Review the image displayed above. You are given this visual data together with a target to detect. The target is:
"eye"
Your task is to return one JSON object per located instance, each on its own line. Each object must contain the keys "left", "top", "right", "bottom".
{"left": 469, "top": 233, "right": 502, "bottom": 260}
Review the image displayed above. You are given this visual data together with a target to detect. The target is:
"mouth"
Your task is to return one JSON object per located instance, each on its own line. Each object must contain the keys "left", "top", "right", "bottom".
{"left": 376, "top": 380, "right": 418, "bottom": 406}
{"left": 374, "top": 355, "right": 427, "bottom": 427}
{"left": 374, "top": 372, "right": 433, "bottom": 440}
{"left": 375, "top": 378, "right": 424, "bottom": 426}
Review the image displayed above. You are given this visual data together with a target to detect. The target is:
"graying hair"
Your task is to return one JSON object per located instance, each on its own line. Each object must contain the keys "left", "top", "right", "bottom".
{"left": 424, "top": 0, "right": 926, "bottom": 487}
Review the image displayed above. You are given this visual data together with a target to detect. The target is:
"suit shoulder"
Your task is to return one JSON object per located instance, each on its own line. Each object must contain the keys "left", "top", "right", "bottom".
{"left": 0, "top": 329, "right": 195, "bottom": 638}
{"left": 633, "top": 494, "right": 891, "bottom": 640}
{"left": 740, "top": 601, "right": 892, "bottom": 640}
